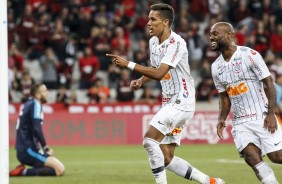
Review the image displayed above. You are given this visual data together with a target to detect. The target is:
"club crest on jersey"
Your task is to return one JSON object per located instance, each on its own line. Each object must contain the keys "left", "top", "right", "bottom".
{"left": 232, "top": 58, "right": 242, "bottom": 74}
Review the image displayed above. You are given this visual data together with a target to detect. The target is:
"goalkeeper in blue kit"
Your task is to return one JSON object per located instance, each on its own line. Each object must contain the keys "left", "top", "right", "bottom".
{"left": 10, "top": 83, "right": 65, "bottom": 176}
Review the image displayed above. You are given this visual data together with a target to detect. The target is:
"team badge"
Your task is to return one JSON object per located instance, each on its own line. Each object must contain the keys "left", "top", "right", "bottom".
{"left": 232, "top": 58, "right": 242, "bottom": 74}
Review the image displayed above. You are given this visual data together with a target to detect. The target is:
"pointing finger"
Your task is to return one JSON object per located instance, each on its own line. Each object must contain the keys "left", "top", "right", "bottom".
{"left": 106, "top": 54, "right": 118, "bottom": 57}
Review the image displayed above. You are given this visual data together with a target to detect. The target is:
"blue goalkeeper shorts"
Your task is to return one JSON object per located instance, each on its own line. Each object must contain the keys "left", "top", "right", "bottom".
{"left": 17, "top": 148, "right": 48, "bottom": 168}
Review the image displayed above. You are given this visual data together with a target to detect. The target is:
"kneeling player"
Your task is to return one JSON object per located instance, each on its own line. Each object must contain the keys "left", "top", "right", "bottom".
{"left": 10, "top": 84, "right": 65, "bottom": 176}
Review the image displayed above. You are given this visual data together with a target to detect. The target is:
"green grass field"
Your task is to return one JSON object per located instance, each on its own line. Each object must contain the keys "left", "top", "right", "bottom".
{"left": 9, "top": 144, "right": 281, "bottom": 184}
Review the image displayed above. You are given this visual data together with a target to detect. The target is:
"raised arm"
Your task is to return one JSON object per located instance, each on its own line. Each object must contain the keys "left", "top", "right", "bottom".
{"left": 106, "top": 54, "right": 171, "bottom": 80}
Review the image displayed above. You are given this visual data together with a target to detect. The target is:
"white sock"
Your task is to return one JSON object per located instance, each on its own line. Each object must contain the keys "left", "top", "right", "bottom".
{"left": 253, "top": 161, "right": 278, "bottom": 184}
{"left": 143, "top": 138, "right": 167, "bottom": 184}
{"left": 166, "top": 156, "right": 209, "bottom": 183}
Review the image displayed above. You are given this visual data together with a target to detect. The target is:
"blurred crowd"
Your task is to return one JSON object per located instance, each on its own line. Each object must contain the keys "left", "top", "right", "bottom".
{"left": 7, "top": 0, "right": 282, "bottom": 109}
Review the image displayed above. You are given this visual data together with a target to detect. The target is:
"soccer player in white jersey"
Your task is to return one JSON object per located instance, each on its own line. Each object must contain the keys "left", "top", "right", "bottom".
{"left": 107, "top": 3, "right": 224, "bottom": 184}
{"left": 210, "top": 22, "right": 282, "bottom": 183}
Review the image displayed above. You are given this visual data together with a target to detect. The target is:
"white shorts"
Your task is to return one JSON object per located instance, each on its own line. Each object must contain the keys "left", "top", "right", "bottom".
{"left": 150, "top": 104, "right": 194, "bottom": 146}
{"left": 231, "top": 118, "right": 282, "bottom": 156}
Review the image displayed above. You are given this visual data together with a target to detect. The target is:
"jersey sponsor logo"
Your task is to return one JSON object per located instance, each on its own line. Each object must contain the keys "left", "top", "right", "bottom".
{"left": 234, "top": 113, "right": 257, "bottom": 119}
{"left": 226, "top": 82, "right": 248, "bottom": 96}
{"left": 182, "top": 78, "right": 189, "bottom": 98}
{"left": 162, "top": 73, "right": 171, "bottom": 80}
{"left": 250, "top": 49, "right": 257, "bottom": 55}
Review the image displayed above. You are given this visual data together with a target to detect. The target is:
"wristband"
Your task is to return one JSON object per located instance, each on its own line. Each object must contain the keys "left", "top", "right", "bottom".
{"left": 127, "top": 61, "right": 136, "bottom": 71}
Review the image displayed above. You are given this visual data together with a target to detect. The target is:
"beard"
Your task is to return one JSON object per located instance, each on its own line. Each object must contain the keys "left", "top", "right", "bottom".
{"left": 40, "top": 96, "right": 47, "bottom": 104}
{"left": 215, "top": 38, "right": 229, "bottom": 52}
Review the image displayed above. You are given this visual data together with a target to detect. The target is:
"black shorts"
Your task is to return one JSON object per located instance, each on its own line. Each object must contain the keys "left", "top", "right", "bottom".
{"left": 17, "top": 148, "right": 48, "bottom": 168}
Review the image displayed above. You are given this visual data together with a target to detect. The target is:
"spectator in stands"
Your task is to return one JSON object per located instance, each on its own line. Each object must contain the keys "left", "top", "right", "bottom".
{"left": 39, "top": 47, "right": 59, "bottom": 89}
{"left": 89, "top": 26, "right": 112, "bottom": 71}
{"left": 68, "top": 90, "right": 77, "bottom": 104}
{"left": 196, "top": 76, "right": 217, "bottom": 102}
{"left": 253, "top": 20, "right": 270, "bottom": 57}
{"left": 116, "top": 69, "right": 134, "bottom": 102}
{"left": 26, "top": 24, "right": 47, "bottom": 60}
{"left": 18, "top": 70, "right": 35, "bottom": 103}
{"left": 56, "top": 85, "right": 69, "bottom": 106}
{"left": 94, "top": 4, "right": 114, "bottom": 28}
{"left": 9, "top": 43, "right": 24, "bottom": 75}
{"left": 270, "top": 24, "right": 282, "bottom": 58}
{"left": 111, "top": 27, "right": 131, "bottom": 56}
{"left": 95, "top": 78, "right": 110, "bottom": 104}
{"left": 87, "top": 84, "right": 100, "bottom": 104}
{"left": 76, "top": 7, "right": 95, "bottom": 50}
{"left": 79, "top": 46, "right": 100, "bottom": 89}
{"left": 131, "top": 49, "right": 149, "bottom": 79}
{"left": 139, "top": 86, "right": 157, "bottom": 104}
{"left": 272, "top": 0, "right": 282, "bottom": 25}
{"left": 16, "top": 4, "right": 36, "bottom": 51}
{"left": 187, "top": 22, "right": 206, "bottom": 69}
{"left": 8, "top": 9, "right": 17, "bottom": 48}
{"left": 108, "top": 63, "right": 121, "bottom": 89}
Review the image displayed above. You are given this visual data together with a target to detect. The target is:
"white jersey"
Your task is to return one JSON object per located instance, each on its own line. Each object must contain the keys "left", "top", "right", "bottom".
{"left": 211, "top": 46, "right": 271, "bottom": 125}
{"left": 149, "top": 31, "right": 195, "bottom": 111}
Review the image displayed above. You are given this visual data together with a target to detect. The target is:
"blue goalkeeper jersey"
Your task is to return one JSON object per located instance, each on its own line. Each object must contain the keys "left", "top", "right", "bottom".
{"left": 15, "top": 98, "right": 47, "bottom": 152}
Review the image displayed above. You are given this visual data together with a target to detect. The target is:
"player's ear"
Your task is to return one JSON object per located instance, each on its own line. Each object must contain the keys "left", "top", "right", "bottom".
{"left": 163, "top": 19, "right": 169, "bottom": 26}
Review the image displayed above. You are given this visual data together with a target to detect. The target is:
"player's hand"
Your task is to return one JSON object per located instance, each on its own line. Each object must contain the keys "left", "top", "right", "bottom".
{"left": 264, "top": 113, "right": 277, "bottom": 134}
{"left": 217, "top": 120, "right": 226, "bottom": 139}
{"left": 44, "top": 145, "right": 54, "bottom": 156}
{"left": 130, "top": 79, "right": 142, "bottom": 90}
{"left": 46, "top": 148, "right": 54, "bottom": 156}
{"left": 106, "top": 54, "right": 129, "bottom": 68}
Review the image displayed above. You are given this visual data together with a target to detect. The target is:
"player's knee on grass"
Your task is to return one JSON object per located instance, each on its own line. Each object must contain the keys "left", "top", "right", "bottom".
{"left": 45, "top": 156, "right": 65, "bottom": 176}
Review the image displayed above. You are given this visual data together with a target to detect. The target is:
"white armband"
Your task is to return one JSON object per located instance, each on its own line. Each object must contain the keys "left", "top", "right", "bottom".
{"left": 127, "top": 61, "right": 136, "bottom": 71}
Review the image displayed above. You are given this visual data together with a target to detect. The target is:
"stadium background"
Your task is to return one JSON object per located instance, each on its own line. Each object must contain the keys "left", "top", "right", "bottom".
{"left": 8, "top": 0, "right": 282, "bottom": 183}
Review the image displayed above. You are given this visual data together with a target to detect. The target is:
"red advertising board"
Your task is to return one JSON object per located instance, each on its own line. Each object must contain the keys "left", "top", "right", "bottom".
{"left": 9, "top": 103, "right": 234, "bottom": 145}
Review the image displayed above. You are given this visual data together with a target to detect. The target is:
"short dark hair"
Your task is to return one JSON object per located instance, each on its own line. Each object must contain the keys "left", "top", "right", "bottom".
{"left": 150, "top": 3, "right": 174, "bottom": 26}
{"left": 30, "top": 83, "right": 44, "bottom": 97}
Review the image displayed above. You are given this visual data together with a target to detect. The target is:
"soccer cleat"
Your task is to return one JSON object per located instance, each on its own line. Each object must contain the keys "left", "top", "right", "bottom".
{"left": 9, "top": 164, "right": 25, "bottom": 176}
{"left": 209, "top": 177, "right": 225, "bottom": 184}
